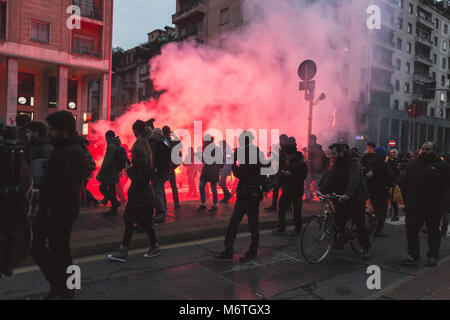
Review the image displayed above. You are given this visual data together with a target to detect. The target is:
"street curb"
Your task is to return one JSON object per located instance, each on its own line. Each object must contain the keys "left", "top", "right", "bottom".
{"left": 19, "top": 214, "right": 320, "bottom": 268}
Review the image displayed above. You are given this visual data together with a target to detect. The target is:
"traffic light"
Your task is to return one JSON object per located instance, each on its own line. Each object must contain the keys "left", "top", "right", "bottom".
{"left": 423, "top": 82, "right": 436, "bottom": 99}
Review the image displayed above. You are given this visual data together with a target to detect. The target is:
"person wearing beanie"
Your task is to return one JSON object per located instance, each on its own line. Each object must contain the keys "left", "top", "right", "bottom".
{"left": 31, "top": 110, "right": 87, "bottom": 300}
{"left": 97, "top": 130, "right": 122, "bottom": 216}
{"left": 365, "top": 145, "right": 392, "bottom": 238}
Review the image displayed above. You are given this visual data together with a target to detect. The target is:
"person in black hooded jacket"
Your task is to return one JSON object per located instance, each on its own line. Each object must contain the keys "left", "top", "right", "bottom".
{"left": 31, "top": 111, "right": 86, "bottom": 300}
{"left": 272, "top": 142, "right": 307, "bottom": 236}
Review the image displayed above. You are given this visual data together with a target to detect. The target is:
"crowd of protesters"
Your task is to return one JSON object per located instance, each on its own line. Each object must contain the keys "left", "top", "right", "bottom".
{"left": 1, "top": 112, "right": 450, "bottom": 299}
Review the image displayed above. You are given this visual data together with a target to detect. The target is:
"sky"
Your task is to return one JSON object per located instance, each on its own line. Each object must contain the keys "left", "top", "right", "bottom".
{"left": 113, "top": 0, "right": 175, "bottom": 50}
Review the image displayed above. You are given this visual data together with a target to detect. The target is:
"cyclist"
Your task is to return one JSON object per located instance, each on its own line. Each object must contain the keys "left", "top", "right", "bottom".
{"left": 319, "top": 143, "right": 371, "bottom": 259}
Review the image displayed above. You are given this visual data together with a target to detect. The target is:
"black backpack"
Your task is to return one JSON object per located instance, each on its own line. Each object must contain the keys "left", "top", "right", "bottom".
{"left": 84, "top": 148, "right": 96, "bottom": 177}
{"left": 115, "top": 146, "right": 129, "bottom": 170}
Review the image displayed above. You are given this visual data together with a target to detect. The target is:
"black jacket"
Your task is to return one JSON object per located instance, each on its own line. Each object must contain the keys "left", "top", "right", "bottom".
{"left": 150, "top": 139, "right": 172, "bottom": 180}
{"left": 279, "top": 151, "right": 307, "bottom": 196}
{"left": 402, "top": 154, "right": 450, "bottom": 213}
{"left": 97, "top": 136, "right": 121, "bottom": 184}
{"left": 39, "top": 135, "right": 86, "bottom": 220}
{"left": 200, "top": 146, "right": 224, "bottom": 183}
{"left": 320, "top": 152, "right": 368, "bottom": 204}
{"left": 366, "top": 160, "right": 392, "bottom": 200}
{"left": 123, "top": 160, "right": 154, "bottom": 224}
{"left": 27, "top": 136, "right": 54, "bottom": 187}
{"left": 232, "top": 145, "right": 266, "bottom": 200}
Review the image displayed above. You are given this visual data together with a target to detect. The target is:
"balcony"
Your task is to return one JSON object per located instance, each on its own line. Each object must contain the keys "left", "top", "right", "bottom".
{"left": 172, "top": 1, "right": 206, "bottom": 25}
{"left": 73, "top": 1, "right": 103, "bottom": 22}
{"left": 371, "top": 81, "right": 394, "bottom": 93}
{"left": 414, "top": 54, "right": 433, "bottom": 66}
{"left": 416, "top": 16, "right": 435, "bottom": 30}
{"left": 413, "top": 73, "right": 433, "bottom": 83}
{"left": 415, "top": 35, "right": 433, "bottom": 48}
{"left": 412, "top": 93, "right": 433, "bottom": 101}
{"left": 373, "top": 36, "right": 395, "bottom": 51}
{"left": 372, "top": 59, "right": 395, "bottom": 72}
{"left": 71, "top": 47, "right": 102, "bottom": 58}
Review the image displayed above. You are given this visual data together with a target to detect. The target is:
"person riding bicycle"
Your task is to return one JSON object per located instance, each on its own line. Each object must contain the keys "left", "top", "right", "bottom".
{"left": 319, "top": 143, "right": 371, "bottom": 259}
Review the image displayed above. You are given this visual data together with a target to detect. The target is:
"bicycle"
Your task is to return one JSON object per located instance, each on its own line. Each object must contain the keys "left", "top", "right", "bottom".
{"left": 300, "top": 191, "right": 367, "bottom": 264}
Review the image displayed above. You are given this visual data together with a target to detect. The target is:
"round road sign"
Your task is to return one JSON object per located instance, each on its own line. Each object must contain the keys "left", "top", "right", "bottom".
{"left": 298, "top": 60, "right": 317, "bottom": 81}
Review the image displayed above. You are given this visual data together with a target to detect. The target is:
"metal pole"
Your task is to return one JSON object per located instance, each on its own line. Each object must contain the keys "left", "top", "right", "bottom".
{"left": 107, "top": 0, "right": 114, "bottom": 121}
{"left": 307, "top": 95, "right": 313, "bottom": 160}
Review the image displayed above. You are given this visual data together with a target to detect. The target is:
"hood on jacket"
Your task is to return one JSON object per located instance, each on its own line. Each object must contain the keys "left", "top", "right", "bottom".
{"left": 108, "top": 136, "right": 121, "bottom": 147}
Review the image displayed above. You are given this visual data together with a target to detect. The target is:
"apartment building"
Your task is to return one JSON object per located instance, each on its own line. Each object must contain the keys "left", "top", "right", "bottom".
{"left": 172, "top": 0, "right": 242, "bottom": 43}
{"left": 0, "top": 0, "right": 113, "bottom": 132}
{"left": 110, "top": 26, "right": 175, "bottom": 120}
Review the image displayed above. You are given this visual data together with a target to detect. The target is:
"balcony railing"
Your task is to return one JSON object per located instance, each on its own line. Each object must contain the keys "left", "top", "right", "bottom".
{"left": 172, "top": 1, "right": 206, "bottom": 24}
{"left": 372, "top": 59, "right": 395, "bottom": 72}
{"left": 371, "top": 81, "right": 394, "bottom": 93}
{"left": 72, "top": 47, "right": 102, "bottom": 58}
{"left": 417, "top": 16, "right": 435, "bottom": 29}
{"left": 414, "top": 54, "right": 433, "bottom": 66}
{"left": 413, "top": 73, "right": 433, "bottom": 83}
{"left": 415, "top": 35, "right": 433, "bottom": 47}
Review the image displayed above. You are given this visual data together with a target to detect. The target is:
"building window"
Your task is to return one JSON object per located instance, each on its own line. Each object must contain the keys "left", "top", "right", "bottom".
{"left": 396, "top": 59, "right": 401, "bottom": 70}
{"left": 397, "top": 38, "right": 402, "bottom": 50}
{"left": 434, "top": 54, "right": 437, "bottom": 64}
{"left": 397, "top": 0, "right": 403, "bottom": 8}
{"left": 444, "top": 41, "right": 448, "bottom": 52}
{"left": 395, "top": 80, "right": 400, "bottom": 91}
{"left": 409, "top": 2, "right": 413, "bottom": 14}
{"left": 443, "top": 58, "right": 447, "bottom": 69}
{"left": 436, "top": 18, "right": 439, "bottom": 28}
{"left": 407, "top": 42, "right": 412, "bottom": 53}
{"left": 220, "top": 7, "right": 229, "bottom": 25}
{"left": 48, "top": 77, "right": 57, "bottom": 108}
{"left": 441, "top": 93, "right": 446, "bottom": 102}
{"left": 406, "top": 62, "right": 411, "bottom": 73}
{"left": 18, "top": 73, "right": 35, "bottom": 106}
{"left": 405, "top": 82, "right": 410, "bottom": 93}
{"left": 442, "top": 75, "right": 446, "bottom": 86}
{"left": 72, "top": 33, "right": 95, "bottom": 55}
{"left": 404, "top": 102, "right": 409, "bottom": 110}
{"left": 0, "top": 2, "right": 6, "bottom": 39}
{"left": 397, "top": 17, "right": 403, "bottom": 29}
{"left": 31, "top": 21, "right": 50, "bottom": 43}
{"left": 394, "top": 99, "right": 399, "bottom": 110}
{"left": 445, "top": 24, "right": 448, "bottom": 34}
{"left": 408, "top": 23, "right": 412, "bottom": 33}
{"left": 435, "top": 37, "right": 438, "bottom": 46}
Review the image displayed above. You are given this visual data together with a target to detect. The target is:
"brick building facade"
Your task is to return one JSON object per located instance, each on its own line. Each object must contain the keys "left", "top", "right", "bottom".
{"left": 0, "top": 0, "right": 113, "bottom": 133}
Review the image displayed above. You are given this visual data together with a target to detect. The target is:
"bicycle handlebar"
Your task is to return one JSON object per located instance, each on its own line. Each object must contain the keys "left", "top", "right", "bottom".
{"left": 316, "top": 191, "right": 344, "bottom": 201}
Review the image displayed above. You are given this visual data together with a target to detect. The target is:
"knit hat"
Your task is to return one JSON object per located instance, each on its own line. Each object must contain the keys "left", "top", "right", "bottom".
{"left": 375, "top": 146, "right": 387, "bottom": 160}
{"left": 46, "top": 111, "right": 75, "bottom": 134}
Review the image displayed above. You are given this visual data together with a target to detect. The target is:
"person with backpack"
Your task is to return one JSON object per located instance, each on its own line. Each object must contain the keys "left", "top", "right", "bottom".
{"left": 304, "top": 135, "right": 328, "bottom": 202}
{"left": 97, "top": 130, "right": 123, "bottom": 217}
{"left": 80, "top": 137, "right": 99, "bottom": 208}
{"left": 108, "top": 138, "right": 160, "bottom": 262}
{"left": 31, "top": 111, "right": 86, "bottom": 299}
{"left": 0, "top": 126, "right": 33, "bottom": 278}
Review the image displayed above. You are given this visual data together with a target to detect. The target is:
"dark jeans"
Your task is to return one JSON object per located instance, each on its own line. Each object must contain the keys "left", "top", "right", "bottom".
{"left": 169, "top": 169, "right": 179, "bottom": 204}
{"left": 278, "top": 192, "right": 303, "bottom": 232}
{"left": 31, "top": 212, "right": 75, "bottom": 296}
{"left": 334, "top": 200, "right": 370, "bottom": 249}
{"left": 123, "top": 221, "right": 157, "bottom": 248}
{"left": 151, "top": 174, "right": 168, "bottom": 216}
{"left": 405, "top": 208, "right": 442, "bottom": 259}
{"left": 224, "top": 197, "right": 260, "bottom": 253}
{"left": 200, "top": 179, "right": 218, "bottom": 206}
{"left": 391, "top": 201, "right": 399, "bottom": 217}
{"left": 370, "top": 195, "right": 388, "bottom": 233}
{"left": 271, "top": 184, "right": 280, "bottom": 208}
{"left": 219, "top": 173, "right": 232, "bottom": 200}
{"left": 99, "top": 182, "right": 120, "bottom": 209}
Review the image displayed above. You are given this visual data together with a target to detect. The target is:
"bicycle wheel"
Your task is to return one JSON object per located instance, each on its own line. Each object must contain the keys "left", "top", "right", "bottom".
{"left": 301, "top": 216, "right": 334, "bottom": 264}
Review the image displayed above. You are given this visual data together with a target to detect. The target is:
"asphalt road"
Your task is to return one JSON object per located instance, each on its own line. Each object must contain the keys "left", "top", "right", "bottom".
{"left": 2, "top": 216, "right": 450, "bottom": 300}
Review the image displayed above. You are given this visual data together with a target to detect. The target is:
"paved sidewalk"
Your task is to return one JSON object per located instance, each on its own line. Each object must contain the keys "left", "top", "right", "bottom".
{"left": 369, "top": 257, "right": 450, "bottom": 300}
{"left": 20, "top": 193, "right": 323, "bottom": 266}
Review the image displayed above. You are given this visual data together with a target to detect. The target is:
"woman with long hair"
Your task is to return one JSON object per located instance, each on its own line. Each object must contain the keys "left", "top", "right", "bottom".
{"left": 108, "top": 138, "right": 160, "bottom": 262}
